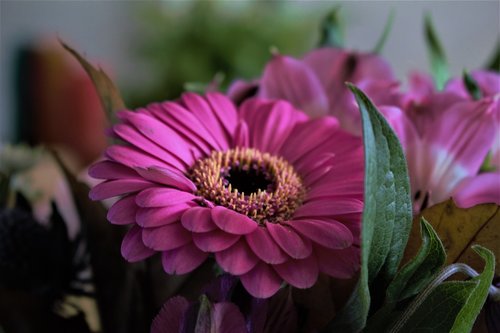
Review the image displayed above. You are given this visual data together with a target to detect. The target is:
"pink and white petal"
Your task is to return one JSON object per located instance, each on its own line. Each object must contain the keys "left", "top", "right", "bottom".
{"left": 314, "top": 244, "right": 360, "bottom": 279}
{"left": 107, "top": 195, "right": 138, "bottom": 225}
{"left": 245, "top": 227, "right": 288, "bottom": 264}
{"left": 205, "top": 92, "right": 239, "bottom": 138}
{"left": 379, "top": 106, "right": 419, "bottom": 150}
{"left": 121, "top": 225, "right": 155, "bottom": 262}
{"left": 105, "top": 145, "right": 172, "bottom": 170}
{"left": 453, "top": 173, "right": 500, "bottom": 208}
{"left": 287, "top": 219, "right": 353, "bottom": 250}
{"left": 142, "top": 223, "right": 192, "bottom": 251}
{"left": 293, "top": 199, "right": 363, "bottom": 218}
{"left": 273, "top": 256, "right": 319, "bottom": 289}
{"left": 259, "top": 55, "right": 329, "bottom": 118}
{"left": 134, "top": 166, "right": 196, "bottom": 192}
{"left": 136, "top": 203, "right": 193, "bottom": 228}
{"left": 88, "top": 160, "right": 139, "bottom": 180}
{"left": 161, "top": 242, "right": 209, "bottom": 275}
{"left": 135, "top": 187, "right": 196, "bottom": 208}
{"left": 192, "top": 230, "right": 240, "bottom": 252}
{"left": 266, "top": 223, "right": 312, "bottom": 259}
{"left": 212, "top": 302, "right": 248, "bottom": 333}
{"left": 181, "top": 207, "right": 218, "bottom": 232}
{"left": 240, "top": 262, "right": 282, "bottom": 298}
{"left": 211, "top": 206, "right": 258, "bottom": 235}
{"left": 118, "top": 110, "right": 196, "bottom": 166}
{"left": 181, "top": 93, "right": 230, "bottom": 149}
{"left": 151, "top": 296, "right": 189, "bottom": 333}
{"left": 215, "top": 240, "right": 259, "bottom": 275}
{"left": 89, "top": 178, "right": 154, "bottom": 201}
{"left": 113, "top": 123, "right": 186, "bottom": 170}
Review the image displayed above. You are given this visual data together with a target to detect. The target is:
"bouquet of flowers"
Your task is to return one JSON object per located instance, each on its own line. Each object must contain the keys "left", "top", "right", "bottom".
{"left": 1, "top": 7, "right": 498, "bottom": 333}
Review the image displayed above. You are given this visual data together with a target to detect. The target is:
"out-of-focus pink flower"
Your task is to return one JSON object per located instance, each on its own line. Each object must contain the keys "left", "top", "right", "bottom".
{"left": 89, "top": 92, "right": 363, "bottom": 298}
{"left": 391, "top": 72, "right": 500, "bottom": 211}
{"left": 228, "top": 48, "right": 399, "bottom": 135}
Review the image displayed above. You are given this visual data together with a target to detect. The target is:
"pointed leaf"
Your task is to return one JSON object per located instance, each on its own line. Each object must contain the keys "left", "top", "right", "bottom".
{"left": 318, "top": 6, "right": 344, "bottom": 48}
{"left": 424, "top": 14, "right": 449, "bottom": 90}
{"left": 373, "top": 10, "right": 395, "bottom": 54}
{"left": 463, "top": 71, "right": 482, "bottom": 100}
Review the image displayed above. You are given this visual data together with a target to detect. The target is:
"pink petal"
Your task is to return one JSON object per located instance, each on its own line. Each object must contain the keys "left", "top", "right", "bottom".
{"left": 213, "top": 302, "right": 248, "bottom": 333}
{"left": 181, "top": 207, "right": 218, "bottom": 232}
{"left": 314, "top": 244, "right": 360, "bottom": 278}
{"left": 273, "top": 256, "right": 319, "bottom": 289}
{"left": 135, "top": 187, "right": 196, "bottom": 208}
{"left": 227, "top": 79, "right": 259, "bottom": 104}
{"left": 113, "top": 123, "right": 186, "bottom": 170}
{"left": 215, "top": 240, "right": 259, "bottom": 275}
{"left": 245, "top": 227, "right": 288, "bottom": 264}
{"left": 134, "top": 166, "right": 196, "bottom": 192}
{"left": 107, "top": 195, "right": 138, "bottom": 225}
{"left": 89, "top": 178, "right": 154, "bottom": 200}
{"left": 88, "top": 160, "right": 139, "bottom": 180}
{"left": 266, "top": 223, "right": 312, "bottom": 259}
{"left": 136, "top": 203, "right": 193, "bottom": 228}
{"left": 453, "top": 173, "right": 500, "bottom": 208}
{"left": 151, "top": 296, "right": 189, "bottom": 333}
{"left": 305, "top": 180, "right": 364, "bottom": 201}
{"left": 293, "top": 198, "right": 363, "bottom": 218}
{"left": 118, "top": 110, "right": 196, "bottom": 166}
{"left": 105, "top": 145, "right": 172, "bottom": 170}
{"left": 205, "top": 92, "right": 238, "bottom": 139}
{"left": 161, "top": 242, "right": 209, "bottom": 275}
{"left": 287, "top": 219, "right": 352, "bottom": 250}
{"left": 259, "top": 55, "right": 329, "bottom": 118}
{"left": 211, "top": 206, "right": 258, "bottom": 235}
{"left": 233, "top": 121, "right": 249, "bottom": 147}
{"left": 192, "top": 230, "right": 240, "bottom": 252}
{"left": 142, "top": 223, "right": 192, "bottom": 251}
{"left": 240, "top": 262, "right": 282, "bottom": 298}
{"left": 121, "top": 225, "right": 155, "bottom": 262}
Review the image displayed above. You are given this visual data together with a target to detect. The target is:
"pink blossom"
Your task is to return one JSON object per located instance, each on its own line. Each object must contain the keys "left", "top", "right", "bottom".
{"left": 89, "top": 93, "right": 363, "bottom": 298}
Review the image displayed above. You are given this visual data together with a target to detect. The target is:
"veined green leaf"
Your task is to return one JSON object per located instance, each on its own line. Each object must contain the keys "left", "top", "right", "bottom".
{"left": 463, "top": 71, "right": 482, "bottom": 100}
{"left": 61, "top": 41, "right": 126, "bottom": 124}
{"left": 424, "top": 14, "right": 449, "bottom": 90}
{"left": 326, "top": 84, "right": 412, "bottom": 332}
{"left": 319, "top": 6, "right": 344, "bottom": 48}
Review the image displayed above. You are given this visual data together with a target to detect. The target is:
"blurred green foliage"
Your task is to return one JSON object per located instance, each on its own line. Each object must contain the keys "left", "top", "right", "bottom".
{"left": 126, "top": 1, "right": 325, "bottom": 107}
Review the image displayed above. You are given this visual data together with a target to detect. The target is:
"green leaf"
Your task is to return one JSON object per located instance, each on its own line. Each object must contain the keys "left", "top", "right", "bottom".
{"left": 463, "top": 71, "right": 482, "bottom": 100}
{"left": 61, "top": 41, "right": 126, "bottom": 124}
{"left": 485, "top": 41, "right": 500, "bottom": 72}
{"left": 325, "top": 84, "right": 412, "bottom": 332}
{"left": 373, "top": 10, "right": 395, "bottom": 54}
{"left": 195, "top": 295, "right": 213, "bottom": 333}
{"left": 450, "top": 246, "right": 495, "bottom": 333}
{"left": 319, "top": 7, "right": 344, "bottom": 48}
{"left": 424, "top": 14, "right": 449, "bottom": 90}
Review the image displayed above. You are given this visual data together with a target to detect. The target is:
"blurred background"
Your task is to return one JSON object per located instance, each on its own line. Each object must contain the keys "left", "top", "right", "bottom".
{"left": 1, "top": 0, "right": 499, "bottom": 167}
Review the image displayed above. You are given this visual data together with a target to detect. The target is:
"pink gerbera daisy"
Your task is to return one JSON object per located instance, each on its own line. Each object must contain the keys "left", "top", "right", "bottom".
{"left": 89, "top": 92, "right": 363, "bottom": 298}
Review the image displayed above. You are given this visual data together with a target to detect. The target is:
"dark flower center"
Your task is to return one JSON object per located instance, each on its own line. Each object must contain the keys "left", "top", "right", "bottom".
{"left": 190, "top": 148, "right": 305, "bottom": 224}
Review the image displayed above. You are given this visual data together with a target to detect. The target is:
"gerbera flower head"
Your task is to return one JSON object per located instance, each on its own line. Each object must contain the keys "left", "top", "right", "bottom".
{"left": 89, "top": 92, "right": 363, "bottom": 298}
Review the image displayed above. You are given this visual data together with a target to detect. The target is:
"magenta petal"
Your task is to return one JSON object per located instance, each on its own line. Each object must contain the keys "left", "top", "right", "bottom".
{"left": 105, "top": 145, "right": 171, "bottom": 169}
{"left": 192, "top": 230, "right": 240, "bottom": 252}
{"left": 314, "top": 244, "right": 360, "bottom": 278}
{"left": 233, "top": 121, "right": 249, "bottom": 147}
{"left": 211, "top": 206, "right": 258, "bottom": 235}
{"left": 151, "top": 296, "right": 189, "bottom": 333}
{"left": 245, "top": 227, "right": 288, "bottom": 264}
{"left": 213, "top": 302, "right": 248, "bottom": 333}
{"left": 135, "top": 187, "right": 196, "bottom": 207}
{"left": 161, "top": 242, "right": 209, "bottom": 275}
{"left": 136, "top": 204, "right": 192, "bottom": 228}
{"left": 273, "top": 256, "right": 319, "bottom": 289}
{"left": 215, "top": 240, "right": 259, "bottom": 275}
{"left": 134, "top": 166, "right": 196, "bottom": 192}
{"left": 121, "top": 225, "right": 155, "bottom": 262}
{"left": 288, "top": 219, "right": 352, "bottom": 249}
{"left": 240, "top": 262, "right": 282, "bottom": 298}
{"left": 205, "top": 92, "right": 238, "bottom": 138}
{"left": 107, "top": 195, "right": 138, "bottom": 225}
{"left": 89, "top": 178, "right": 154, "bottom": 200}
{"left": 453, "top": 173, "right": 500, "bottom": 208}
{"left": 266, "top": 223, "right": 312, "bottom": 259}
{"left": 88, "top": 160, "right": 139, "bottom": 180}
{"left": 181, "top": 207, "right": 218, "bottom": 232}
{"left": 142, "top": 223, "right": 192, "bottom": 251}
{"left": 293, "top": 198, "right": 363, "bottom": 218}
